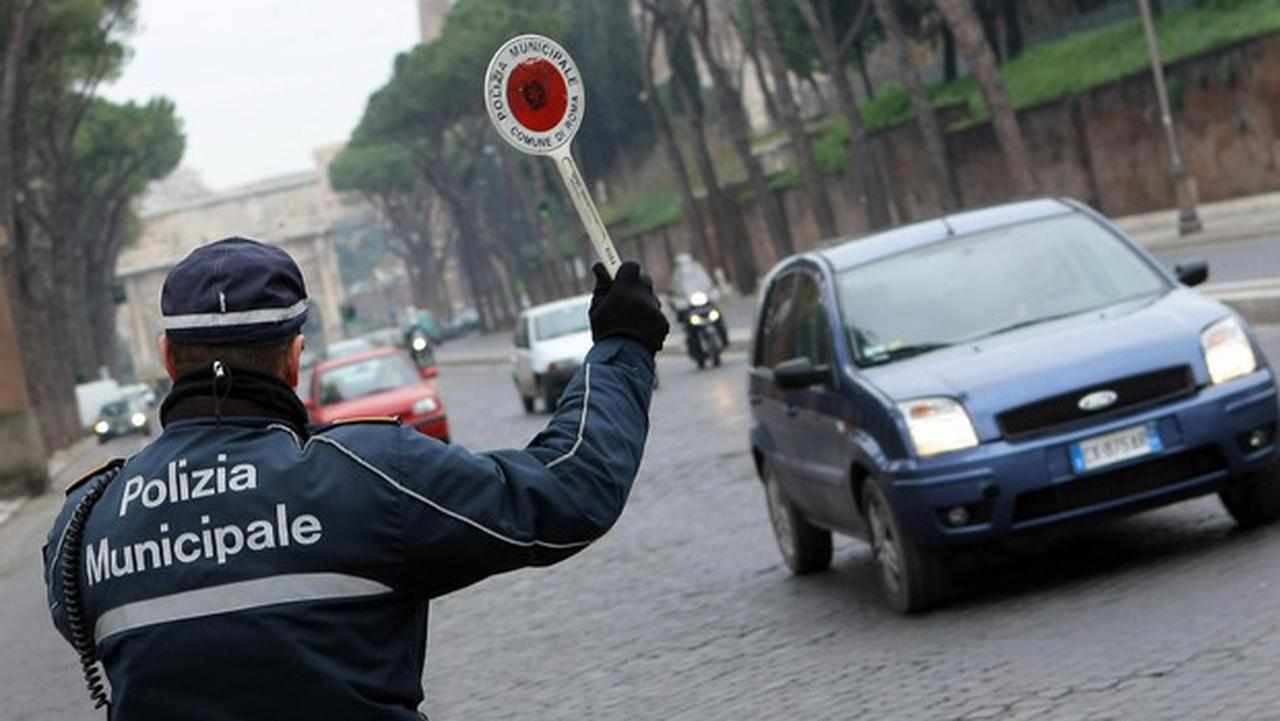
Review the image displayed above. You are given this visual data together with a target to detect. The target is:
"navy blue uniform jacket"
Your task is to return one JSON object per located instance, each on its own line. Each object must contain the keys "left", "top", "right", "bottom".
{"left": 43, "top": 338, "right": 654, "bottom": 720}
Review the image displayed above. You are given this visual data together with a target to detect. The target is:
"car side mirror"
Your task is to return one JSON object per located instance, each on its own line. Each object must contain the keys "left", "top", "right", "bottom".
{"left": 1175, "top": 260, "right": 1209, "bottom": 287}
{"left": 773, "top": 357, "right": 831, "bottom": 390}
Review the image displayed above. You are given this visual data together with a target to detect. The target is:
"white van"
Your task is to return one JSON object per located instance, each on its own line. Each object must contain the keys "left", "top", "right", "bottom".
{"left": 512, "top": 294, "right": 593, "bottom": 413}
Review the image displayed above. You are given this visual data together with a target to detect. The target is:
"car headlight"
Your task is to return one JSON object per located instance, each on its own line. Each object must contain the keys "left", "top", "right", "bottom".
{"left": 412, "top": 397, "right": 439, "bottom": 416}
{"left": 707, "top": 309, "right": 720, "bottom": 322}
{"left": 689, "top": 314, "right": 706, "bottom": 326}
{"left": 130, "top": 412, "right": 147, "bottom": 428}
{"left": 93, "top": 420, "right": 109, "bottom": 435}
{"left": 898, "top": 397, "right": 979, "bottom": 458}
{"left": 1202, "top": 316, "right": 1257, "bottom": 385}
{"left": 689, "top": 291, "right": 709, "bottom": 306}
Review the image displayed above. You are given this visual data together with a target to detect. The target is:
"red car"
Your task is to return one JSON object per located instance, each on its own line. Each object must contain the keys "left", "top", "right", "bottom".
{"left": 306, "top": 347, "right": 449, "bottom": 442}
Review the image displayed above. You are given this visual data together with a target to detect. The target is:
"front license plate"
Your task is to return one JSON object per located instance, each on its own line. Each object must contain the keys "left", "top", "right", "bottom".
{"left": 1070, "top": 423, "right": 1162, "bottom": 474}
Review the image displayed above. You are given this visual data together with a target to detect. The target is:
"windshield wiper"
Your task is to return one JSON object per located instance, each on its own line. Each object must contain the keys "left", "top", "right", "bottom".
{"left": 960, "top": 309, "right": 1091, "bottom": 343}
{"left": 861, "top": 341, "right": 953, "bottom": 366}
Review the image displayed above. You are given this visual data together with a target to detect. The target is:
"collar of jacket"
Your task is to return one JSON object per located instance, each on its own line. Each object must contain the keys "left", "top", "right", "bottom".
{"left": 160, "top": 364, "right": 310, "bottom": 439}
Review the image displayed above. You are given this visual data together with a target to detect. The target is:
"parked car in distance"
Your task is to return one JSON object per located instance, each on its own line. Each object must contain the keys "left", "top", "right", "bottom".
{"left": 307, "top": 347, "right": 448, "bottom": 442}
{"left": 440, "top": 308, "right": 481, "bottom": 341}
{"left": 750, "top": 198, "right": 1279, "bottom": 613}
{"left": 93, "top": 397, "right": 152, "bottom": 443}
{"left": 513, "top": 295, "right": 593, "bottom": 413}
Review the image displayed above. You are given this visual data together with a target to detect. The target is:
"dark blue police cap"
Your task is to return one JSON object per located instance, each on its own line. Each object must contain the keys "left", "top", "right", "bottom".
{"left": 161, "top": 237, "right": 309, "bottom": 345}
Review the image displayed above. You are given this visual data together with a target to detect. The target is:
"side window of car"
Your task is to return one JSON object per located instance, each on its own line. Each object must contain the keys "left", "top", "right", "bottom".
{"left": 791, "top": 273, "right": 833, "bottom": 367}
{"left": 757, "top": 274, "right": 798, "bottom": 368}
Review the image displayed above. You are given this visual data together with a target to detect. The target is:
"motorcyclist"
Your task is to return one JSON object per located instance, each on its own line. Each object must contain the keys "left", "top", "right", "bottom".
{"left": 669, "top": 253, "right": 728, "bottom": 354}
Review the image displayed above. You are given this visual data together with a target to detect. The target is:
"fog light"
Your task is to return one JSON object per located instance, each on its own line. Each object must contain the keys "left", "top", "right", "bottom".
{"left": 1248, "top": 429, "right": 1269, "bottom": 449}
{"left": 945, "top": 505, "right": 971, "bottom": 527}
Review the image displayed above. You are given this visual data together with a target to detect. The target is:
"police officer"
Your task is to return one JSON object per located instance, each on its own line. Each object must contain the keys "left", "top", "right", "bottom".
{"left": 43, "top": 237, "right": 669, "bottom": 720}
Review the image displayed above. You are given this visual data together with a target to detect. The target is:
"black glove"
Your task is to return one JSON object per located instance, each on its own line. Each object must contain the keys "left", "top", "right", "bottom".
{"left": 589, "top": 261, "right": 670, "bottom": 354}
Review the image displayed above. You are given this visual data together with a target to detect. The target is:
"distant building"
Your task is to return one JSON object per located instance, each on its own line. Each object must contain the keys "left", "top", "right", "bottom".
{"left": 418, "top": 0, "right": 451, "bottom": 42}
{"left": 116, "top": 148, "right": 369, "bottom": 381}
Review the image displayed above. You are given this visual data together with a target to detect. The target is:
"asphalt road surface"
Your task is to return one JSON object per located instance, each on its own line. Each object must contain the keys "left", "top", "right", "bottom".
{"left": 3, "top": 327, "right": 1280, "bottom": 721}
{"left": 1152, "top": 236, "right": 1280, "bottom": 284}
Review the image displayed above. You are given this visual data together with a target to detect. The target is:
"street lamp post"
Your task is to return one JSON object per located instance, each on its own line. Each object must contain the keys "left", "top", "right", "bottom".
{"left": 1136, "top": 0, "right": 1202, "bottom": 236}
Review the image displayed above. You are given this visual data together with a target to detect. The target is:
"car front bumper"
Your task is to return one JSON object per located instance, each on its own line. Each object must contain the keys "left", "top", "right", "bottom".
{"left": 884, "top": 369, "right": 1280, "bottom": 546}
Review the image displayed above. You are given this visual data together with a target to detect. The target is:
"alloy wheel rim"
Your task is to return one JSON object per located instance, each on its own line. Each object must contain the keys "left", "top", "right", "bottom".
{"left": 766, "top": 477, "right": 797, "bottom": 562}
{"left": 869, "top": 496, "right": 904, "bottom": 598}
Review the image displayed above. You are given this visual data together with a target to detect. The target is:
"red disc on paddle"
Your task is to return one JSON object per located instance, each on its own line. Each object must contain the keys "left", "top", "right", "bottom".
{"left": 507, "top": 58, "right": 569, "bottom": 133}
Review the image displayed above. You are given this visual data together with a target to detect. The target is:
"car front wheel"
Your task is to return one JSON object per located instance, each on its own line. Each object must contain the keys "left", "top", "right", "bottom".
{"left": 863, "top": 482, "right": 949, "bottom": 614}
{"left": 1220, "top": 462, "right": 1280, "bottom": 528}
{"left": 764, "top": 465, "right": 832, "bottom": 575}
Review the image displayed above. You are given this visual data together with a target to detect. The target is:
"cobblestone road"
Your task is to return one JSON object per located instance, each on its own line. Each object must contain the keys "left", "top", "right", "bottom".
{"left": 4, "top": 328, "right": 1280, "bottom": 721}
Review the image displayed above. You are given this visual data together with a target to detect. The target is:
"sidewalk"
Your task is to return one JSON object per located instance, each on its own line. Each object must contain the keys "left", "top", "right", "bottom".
{"left": 1116, "top": 191, "right": 1280, "bottom": 251}
{"left": 0, "top": 434, "right": 97, "bottom": 527}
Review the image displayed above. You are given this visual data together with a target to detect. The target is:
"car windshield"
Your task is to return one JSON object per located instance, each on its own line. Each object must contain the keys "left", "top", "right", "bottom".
{"left": 837, "top": 214, "right": 1168, "bottom": 366}
{"left": 100, "top": 400, "right": 130, "bottom": 417}
{"left": 316, "top": 354, "right": 419, "bottom": 405}
{"left": 534, "top": 302, "right": 590, "bottom": 341}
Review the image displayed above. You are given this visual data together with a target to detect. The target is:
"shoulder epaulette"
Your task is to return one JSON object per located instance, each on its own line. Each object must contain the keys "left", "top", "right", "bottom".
{"left": 65, "top": 458, "right": 125, "bottom": 496}
{"left": 316, "top": 416, "right": 401, "bottom": 432}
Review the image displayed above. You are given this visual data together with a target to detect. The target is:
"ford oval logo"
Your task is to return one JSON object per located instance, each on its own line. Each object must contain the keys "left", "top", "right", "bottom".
{"left": 1078, "top": 390, "right": 1118, "bottom": 412}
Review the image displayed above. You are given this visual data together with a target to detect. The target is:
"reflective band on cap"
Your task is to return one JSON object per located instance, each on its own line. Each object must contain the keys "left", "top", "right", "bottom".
{"left": 163, "top": 299, "right": 308, "bottom": 330}
{"left": 94, "top": 572, "right": 392, "bottom": 644}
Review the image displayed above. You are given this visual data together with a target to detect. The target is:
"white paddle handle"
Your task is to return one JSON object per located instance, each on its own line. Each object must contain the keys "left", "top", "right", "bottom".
{"left": 552, "top": 149, "right": 621, "bottom": 276}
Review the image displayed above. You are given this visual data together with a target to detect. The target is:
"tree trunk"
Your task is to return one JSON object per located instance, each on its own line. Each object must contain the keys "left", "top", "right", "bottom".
{"left": 751, "top": 0, "right": 837, "bottom": 239}
{"left": 936, "top": 0, "right": 1039, "bottom": 196}
{"left": 741, "top": 24, "right": 782, "bottom": 131}
{"left": 1003, "top": 0, "right": 1024, "bottom": 59}
{"left": 943, "top": 26, "right": 958, "bottom": 82}
{"left": 979, "top": 5, "right": 1003, "bottom": 63}
{"left": 873, "top": 0, "right": 960, "bottom": 212}
{"left": 692, "top": 7, "right": 794, "bottom": 260}
{"left": 794, "top": 0, "right": 892, "bottom": 230}
{"left": 854, "top": 40, "right": 875, "bottom": 99}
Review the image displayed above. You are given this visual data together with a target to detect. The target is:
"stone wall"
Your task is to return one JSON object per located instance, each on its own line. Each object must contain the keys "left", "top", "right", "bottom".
{"left": 619, "top": 31, "right": 1280, "bottom": 292}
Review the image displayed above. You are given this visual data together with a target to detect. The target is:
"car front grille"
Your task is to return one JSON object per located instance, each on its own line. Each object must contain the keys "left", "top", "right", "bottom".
{"left": 1011, "top": 446, "right": 1226, "bottom": 524}
{"left": 997, "top": 366, "right": 1195, "bottom": 439}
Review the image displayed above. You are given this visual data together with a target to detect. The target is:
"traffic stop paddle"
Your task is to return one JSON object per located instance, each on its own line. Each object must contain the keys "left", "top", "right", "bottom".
{"left": 484, "top": 34, "right": 622, "bottom": 276}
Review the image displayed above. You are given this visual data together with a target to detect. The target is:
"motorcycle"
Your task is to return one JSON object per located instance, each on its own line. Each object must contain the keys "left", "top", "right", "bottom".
{"left": 407, "top": 329, "right": 437, "bottom": 373}
{"left": 679, "top": 290, "right": 728, "bottom": 370}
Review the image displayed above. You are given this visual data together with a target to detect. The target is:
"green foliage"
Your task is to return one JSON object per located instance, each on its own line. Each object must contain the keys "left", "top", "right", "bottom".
{"left": 73, "top": 96, "right": 184, "bottom": 199}
{"left": 562, "top": 0, "right": 652, "bottom": 182}
{"left": 328, "top": 142, "right": 415, "bottom": 197}
{"left": 833, "top": 0, "right": 1280, "bottom": 152}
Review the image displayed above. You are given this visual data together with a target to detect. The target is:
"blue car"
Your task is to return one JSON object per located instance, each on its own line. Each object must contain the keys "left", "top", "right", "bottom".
{"left": 749, "top": 198, "right": 1279, "bottom": 613}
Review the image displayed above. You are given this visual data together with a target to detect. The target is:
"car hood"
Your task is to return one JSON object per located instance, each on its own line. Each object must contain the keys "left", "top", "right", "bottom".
{"left": 530, "top": 331, "right": 593, "bottom": 371}
{"left": 859, "top": 289, "right": 1233, "bottom": 441}
{"left": 312, "top": 383, "right": 439, "bottom": 424}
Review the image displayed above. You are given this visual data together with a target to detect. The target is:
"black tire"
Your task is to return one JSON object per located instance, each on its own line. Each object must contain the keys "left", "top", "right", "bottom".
{"left": 543, "top": 384, "right": 559, "bottom": 413}
{"left": 863, "top": 481, "right": 950, "bottom": 614}
{"left": 712, "top": 348, "right": 722, "bottom": 367}
{"left": 520, "top": 394, "right": 535, "bottom": 414}
{"left": 763, "top": 464, "right": 832, "bottom": 575}
{"left": 696, "top": 357, "right": 706, "bottom": 370}
{"left": 1220, "top": 463, "right": 1280, "bottom": 528}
